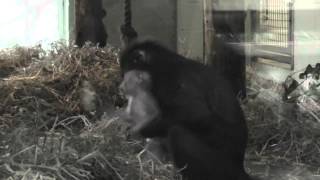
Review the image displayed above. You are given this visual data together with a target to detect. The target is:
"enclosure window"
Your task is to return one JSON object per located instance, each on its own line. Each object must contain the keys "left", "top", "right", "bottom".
{"left": 0, "top": 0, "right": 69, "bottom": 49}
{"left": 253, "top": 0, "right": 294, "bottom": 64}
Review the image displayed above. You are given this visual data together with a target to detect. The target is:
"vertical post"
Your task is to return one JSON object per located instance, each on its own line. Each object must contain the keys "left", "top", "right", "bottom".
{"left": 203, "top": 0, "right": 214, "bottom": 65}
{"left": 245, "top": 3, "right": 253, "bottom": 65}
{"left": 288, "top": 1, "right": 294, "bottom": 70}
{"left": 57, "top": 0, "right": 70, "bottom": 43}
{"left": 68, "top": 0, "right": 76, "bottom": 44}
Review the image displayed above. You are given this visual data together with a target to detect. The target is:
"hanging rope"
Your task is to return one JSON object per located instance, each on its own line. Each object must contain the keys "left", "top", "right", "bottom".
{"left": 124, "top": 0, "right": 132, "bottom": 28}
{"left": 120, "top": 0, "right": 138, "bottom": 47}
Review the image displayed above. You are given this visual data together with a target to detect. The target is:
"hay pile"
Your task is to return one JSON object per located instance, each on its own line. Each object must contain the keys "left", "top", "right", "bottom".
{"left": 244, "top": 73, "right": 320, "bottom": 179}
{"left": 1, "top": 42, "right": 319, "bottom": 180}
{"left": 245, "top": 90, "right": 320, "bottom": 165}
{"left": 0, "top": 43, "right": 178, "bottom": 180}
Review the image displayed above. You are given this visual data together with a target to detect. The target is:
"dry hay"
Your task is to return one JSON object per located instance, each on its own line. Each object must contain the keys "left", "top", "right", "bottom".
{"left": 0, "top": 45, "right": 45, "bottom": 78}
{"left": 1, "top": 42, "right": 320, "bottom": 180}
{"left": 245, "top": 90, "right": 320, "bottom": 164}
{"left": 0, "top": 42, "right": 179, "bottom": 180}
{"left": 244, "top": 72, "right": 320, "bottom": 179}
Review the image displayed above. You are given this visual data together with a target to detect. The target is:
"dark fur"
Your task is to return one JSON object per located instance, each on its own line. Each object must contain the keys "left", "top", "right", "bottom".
{"left": 75, "top": 0, "right": 107, "bottom": 47}
{"left": 120, "top": 40, "right": 251, "bottom": 180}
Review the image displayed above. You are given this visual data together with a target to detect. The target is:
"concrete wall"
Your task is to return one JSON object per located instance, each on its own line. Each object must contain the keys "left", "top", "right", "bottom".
{"left": 103, "top": 0, "right": 177, "bottom": 50}
{"left": 176, "top": 0, "right": 246, "bottom": 61}
{"left": 214, "top": 0, "right": 246, "bottom": 11}
{"left": 294, "top": 1, "right": 320, "bottom": 71}
{"left": 177, "top": 0, "right": 203, "bottom": 60}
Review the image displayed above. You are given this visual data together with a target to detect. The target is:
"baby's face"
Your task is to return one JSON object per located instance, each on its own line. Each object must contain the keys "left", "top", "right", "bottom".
{"left": 119, "top": 70, "right": 151, "bottom": 96}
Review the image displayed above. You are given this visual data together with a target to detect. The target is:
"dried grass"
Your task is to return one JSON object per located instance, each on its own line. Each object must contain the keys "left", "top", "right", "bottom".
{"left": 0, "top": 43, "right": 319, "bottom": 180}
{"left": 0, "top": 42, "right": 178, "bottom": 180}
{"left": 244, "top": 70, "right": 320, "bottom": 179}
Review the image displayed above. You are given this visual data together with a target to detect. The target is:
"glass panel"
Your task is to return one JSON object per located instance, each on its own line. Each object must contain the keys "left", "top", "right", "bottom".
{"left": 0, "top": 0, "right": 68, "bottom": 49}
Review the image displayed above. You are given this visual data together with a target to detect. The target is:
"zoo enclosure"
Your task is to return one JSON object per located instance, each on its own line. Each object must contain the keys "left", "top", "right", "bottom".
{"left": 249, "top": 0, "right": 294, "bottom": 66}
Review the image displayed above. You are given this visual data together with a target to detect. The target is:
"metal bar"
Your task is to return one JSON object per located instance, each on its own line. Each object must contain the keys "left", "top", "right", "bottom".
{"left": 253, "top": 0, "right": 293, "bottom": 64}
{"left": 253, "top": 49, "right": 292, "bottom": 64}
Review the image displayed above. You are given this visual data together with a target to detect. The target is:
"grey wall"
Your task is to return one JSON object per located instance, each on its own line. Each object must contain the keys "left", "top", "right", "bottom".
{"left": 103, "top": 0, "right": 177, "bottom": 50}
{"left": 294, "top": 2, "right": 320, "bottom": 71}
{"left": 177, "top": 0, "right": 203, "bottom": 60}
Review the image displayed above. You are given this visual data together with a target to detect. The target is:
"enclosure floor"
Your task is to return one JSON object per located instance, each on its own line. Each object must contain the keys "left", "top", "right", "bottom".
{"left": 246, "top": 161, "right": 320, "bottom": 180}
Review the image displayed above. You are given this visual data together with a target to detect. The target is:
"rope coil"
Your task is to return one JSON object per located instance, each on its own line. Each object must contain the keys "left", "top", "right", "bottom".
{"left": 124, "top": 0, "right": 132, "bottom": 27}
{"left": 121, "top": 0, "right": 138, "bottom": 47}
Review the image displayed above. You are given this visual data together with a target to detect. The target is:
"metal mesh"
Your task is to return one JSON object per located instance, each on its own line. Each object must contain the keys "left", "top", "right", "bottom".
{"left": 256, "top": 0, "right": 293, "bottom": 48}
{"left": 252, "top": 0, "right": 294, "bottom": 64}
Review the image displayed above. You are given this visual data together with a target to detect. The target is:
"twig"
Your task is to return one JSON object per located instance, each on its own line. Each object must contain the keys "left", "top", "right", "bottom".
{"left": 21, "top": 168, "right": 31, "bottom": 180}
{"left": 50, "top": 116, "right": 59, "bottom": 131}
{"left": 9, "top": 161, "right": 59, "bottom": 177}
{"left": 11, "top": 145, "right": 36, "bottom": 160}
{"left": 78, "top": 151, "right": 124, "bottom": 180}
{"left": 258, "top": 134, "right": 280, "bottom": 156}
{"left": 60, "top": 167, "right": 80, "bottom": 180}
{"left": 297, "top": 103, "right": 320, "bottom": 122}
{"left": 54, "top": 115, "right": 92, "bottom": 130}
{"left": 137, "top": 148, "right": 146, "bottom": 180}
{"left": 283, "top": 130, "right": 294, "bottom": 158}
{"left": 3, "top": 70, "right": 41, "bottom": 81}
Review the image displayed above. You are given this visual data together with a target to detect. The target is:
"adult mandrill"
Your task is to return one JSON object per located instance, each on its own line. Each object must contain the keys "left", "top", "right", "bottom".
{"left": 119, "top": 39, "right": 252, "bottom": 180}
